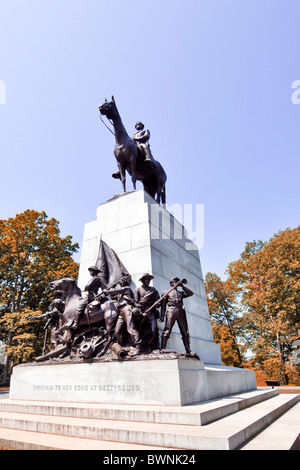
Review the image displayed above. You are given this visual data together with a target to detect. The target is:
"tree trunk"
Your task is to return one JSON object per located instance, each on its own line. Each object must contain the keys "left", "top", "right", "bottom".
{"left": 1, "top": 330, "right": 12, "bottom": 385}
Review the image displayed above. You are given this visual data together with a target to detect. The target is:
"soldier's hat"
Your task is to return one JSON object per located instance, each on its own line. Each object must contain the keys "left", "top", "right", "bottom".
{"left": 88, "top": 265, "right": 101, "bottom": 273}
{"left": 170, "top": 277, "right": 180, "bottom": 284}
{"left": 139, "top": 273, "right": 154, "bottom": 282}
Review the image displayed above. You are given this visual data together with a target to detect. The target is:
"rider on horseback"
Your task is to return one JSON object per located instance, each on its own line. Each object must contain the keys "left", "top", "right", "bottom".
{"left": 133, "top": 121, "right": 156, "bottom": 168}
{"left": 72, "top": 266, "right": 106, "bottom": 330}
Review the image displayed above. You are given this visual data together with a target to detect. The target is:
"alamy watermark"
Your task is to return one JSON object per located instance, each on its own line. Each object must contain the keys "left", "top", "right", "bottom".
{"left": 150, "top": 203, "right": 204, "bottom": 250}
{"left": 0, "top": 80, "right": 6, "bottom": 104}
{"left": 291, "top": 80, "right": 300, "bottom": 104}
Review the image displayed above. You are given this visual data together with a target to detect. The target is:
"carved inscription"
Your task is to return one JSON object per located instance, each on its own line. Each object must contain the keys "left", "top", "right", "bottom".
{"left": 33, "top": 384, "right": 140, "bottom": 392}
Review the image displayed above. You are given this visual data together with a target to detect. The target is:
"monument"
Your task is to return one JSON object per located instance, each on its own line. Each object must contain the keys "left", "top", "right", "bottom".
{"left": 9, "top": 97, "right": 256, "bottom": 406}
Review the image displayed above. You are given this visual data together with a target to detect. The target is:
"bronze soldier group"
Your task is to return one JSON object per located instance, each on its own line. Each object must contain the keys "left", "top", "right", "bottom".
{"left": 34, "top": 267, "right": 197, "bottom": 361}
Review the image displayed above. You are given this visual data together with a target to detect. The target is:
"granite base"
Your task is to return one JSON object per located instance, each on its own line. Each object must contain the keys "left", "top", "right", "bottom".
{"left": 9, "top": 358, "right": 256, "bottom": 406}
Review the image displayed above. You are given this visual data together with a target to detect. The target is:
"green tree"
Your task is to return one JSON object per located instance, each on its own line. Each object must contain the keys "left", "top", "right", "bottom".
{"left": 0, "top": 210, "right": 79, "bottom": 383}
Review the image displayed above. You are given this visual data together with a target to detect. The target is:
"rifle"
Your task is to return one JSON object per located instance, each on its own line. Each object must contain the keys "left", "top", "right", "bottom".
{"left": 144, "top": 278, "right": 187, "bottom": 321}
{"left": 42, "top": 327, "right": 48, "bottom": 355}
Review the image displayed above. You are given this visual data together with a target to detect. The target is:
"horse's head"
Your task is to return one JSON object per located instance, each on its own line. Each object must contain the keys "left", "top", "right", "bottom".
{"left": 49, "top": 278, "right": 81, "bottom": 298}
{"left": 99, "top": 96, "right": 117, "bottom": 119}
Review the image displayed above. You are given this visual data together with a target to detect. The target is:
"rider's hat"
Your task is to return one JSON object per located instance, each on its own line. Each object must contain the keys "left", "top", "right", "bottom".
{"left": 139, "top": 273, "right": 154, "bottom": 282}
{"left": 135, "top": 121, "right": 144, "bottom": 129}
{"left": 88, "top": 265, "right": 101, "bottom": 273}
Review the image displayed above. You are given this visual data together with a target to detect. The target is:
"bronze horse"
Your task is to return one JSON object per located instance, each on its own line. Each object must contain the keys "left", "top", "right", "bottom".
{"left": 49, "top": 278, "right": 119, "bottom": 346}
{"left": 99, "top": 96, "right": 167, "bottom": 205}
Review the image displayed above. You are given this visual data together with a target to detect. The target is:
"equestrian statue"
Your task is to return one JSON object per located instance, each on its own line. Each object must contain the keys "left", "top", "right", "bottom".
{"left": 99, "top": 96, "right": 167, "bottom": 206}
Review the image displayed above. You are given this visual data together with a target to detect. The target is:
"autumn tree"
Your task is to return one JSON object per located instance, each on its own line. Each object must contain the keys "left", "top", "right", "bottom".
{"left": 205, "top": 272, "right": 245, "bottom": 366}
{"left": 227, "top": 226, "right": 300, "bottom": 383}
{"left": 211, "top": 323, "right": 244, "bottom": 368}
{"left": 0, "top": 210, "right": 79, "bottom": 383}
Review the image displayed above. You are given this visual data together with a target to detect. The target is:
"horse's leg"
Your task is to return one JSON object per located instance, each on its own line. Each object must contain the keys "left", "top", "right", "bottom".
{"left": 161, "top": 185, "right": 166, "bottom": 208}
{"left": 155, "top": 181, "right": 166, "bottom": 206}
{"left": 97, "top": 308, "right": 119, "bottom": 357}
{"left": 118, "top": 162, "right": 126, "bottom": 193}
{"left": 58, "top": 330, "right": 73, "bottom": 358}
{"left": 156, "top": 184, "right": 162, "bottom": 205}
{"left": 106, "top": 309, "right": 119, "bottom": 344}
{"left": 130, "top": 156, "right": 137, "bottom": 191}
{"left": 155, "top": 177, "right": 165, "bottom": 205}
{"left": 115, "top": 149, "right": 126, "bottom": 193}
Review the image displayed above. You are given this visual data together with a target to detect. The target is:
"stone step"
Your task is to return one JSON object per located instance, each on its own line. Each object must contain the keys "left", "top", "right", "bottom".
{"left": 0, "top": 389, "right": 277, "bottom": 426}
{"left": 0, "top": 393, "right": 298, "bottom": 450}
{"left": 240, "top": 400, "right": 300, "bottom": 450}
{"left": 0, "top": 427, "right": 171, "bottom": 451}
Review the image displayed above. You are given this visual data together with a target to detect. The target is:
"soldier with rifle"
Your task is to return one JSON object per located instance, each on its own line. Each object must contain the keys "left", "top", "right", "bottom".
{"left": 29, "top": 298, "right": 65, "bottom": 352}
{"left": 160, "top": 277, "right": 194, "bottom": 355}
{"left": 133, "top": 273, "right": 160, "bottom": 350}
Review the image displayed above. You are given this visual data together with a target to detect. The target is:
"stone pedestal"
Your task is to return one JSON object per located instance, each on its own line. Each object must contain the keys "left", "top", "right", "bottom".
{"left": 78, "top": 190, "right": 222, "bottom": 364}
{"left": 9, "top": 359, "right": 256, "bottom": 406}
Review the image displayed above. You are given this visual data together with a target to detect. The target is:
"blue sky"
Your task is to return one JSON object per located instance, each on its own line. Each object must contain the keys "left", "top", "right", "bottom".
{"left": 0, "top": 0, "right": 299, "bottom": 279}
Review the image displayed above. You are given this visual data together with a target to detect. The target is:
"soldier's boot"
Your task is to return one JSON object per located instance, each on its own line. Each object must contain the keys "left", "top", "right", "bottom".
{"left": 130, "top": 341, "right": 142, "bottom": 357}
{"left": 135, "top": 342, "right": 143, "bottom": 355}
{"left": 182, "top": 336, "right": 191, "bottom": 355}
{"left": 161, "top": 335, "right": 168, "bottom": 350}
{"left": 59, "top": 339, "right": 72, "bottom": 358}
{"left": 144, "top": 147, "right": 156, "bottom": 168}
{"left": 71, "top": 311, "right": 81, "bottom": 330}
